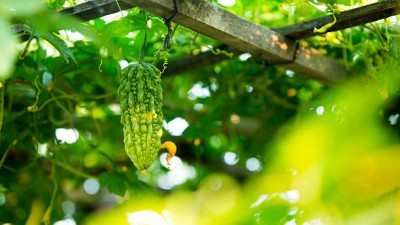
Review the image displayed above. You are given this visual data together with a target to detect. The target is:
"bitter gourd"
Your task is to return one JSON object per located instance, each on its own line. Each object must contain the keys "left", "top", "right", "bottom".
{"left": 118, "top": 62, "right": 175, "bottom": 175}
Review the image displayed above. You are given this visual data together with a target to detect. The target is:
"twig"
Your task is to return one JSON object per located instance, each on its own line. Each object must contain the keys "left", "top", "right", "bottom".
{"left": 43, "top": 163, "right": 58, "bottom": 225}
{"left": 0, "top": 140, "right": 17, "bottom": 171}
{"left": 20, "top": 28, "right": 35, "bottom": 59}
{"left": 51, "top": 159, "right": 94, "bottom": 179}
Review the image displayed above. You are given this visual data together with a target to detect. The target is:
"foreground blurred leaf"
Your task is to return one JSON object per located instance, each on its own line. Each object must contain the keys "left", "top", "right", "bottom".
{"left": 269, "top": 60, "right": 400, "bottom": 224}
{"left": 0, "top": 0, "right": 43, "bottom": 16}
{"left": 0, "top": 19, "right": 18, "bottom": 80}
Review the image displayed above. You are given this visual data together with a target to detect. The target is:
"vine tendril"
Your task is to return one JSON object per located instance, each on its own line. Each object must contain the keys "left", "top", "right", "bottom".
{"left": 27, "top": 75, "right": 42, "bottom": 112}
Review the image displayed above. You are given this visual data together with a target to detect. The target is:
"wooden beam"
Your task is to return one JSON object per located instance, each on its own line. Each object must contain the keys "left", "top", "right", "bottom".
{"left": 60, "top": 0, "right": 134, "bottom": 21}
{"left": 121, "top": 0, "right": 350, "bottom": 84}
{"left": 162, "top": 0, "right": 400, "bottom": 77}
{"left": 60, "top": 0, "right": 400, "bottom": 38}
{"left": 57, "top": 0, "right": 399, "bottom": 81}
{"left": 275, "top": 0, "right": 400, "bottom": 39}
{"left": 13, "top": 0, "right": 134, "bottom": 35}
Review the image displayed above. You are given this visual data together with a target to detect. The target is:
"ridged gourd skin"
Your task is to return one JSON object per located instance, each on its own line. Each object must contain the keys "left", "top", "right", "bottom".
{"left": 118, "top": 62, "right": 163, "bottom": 175}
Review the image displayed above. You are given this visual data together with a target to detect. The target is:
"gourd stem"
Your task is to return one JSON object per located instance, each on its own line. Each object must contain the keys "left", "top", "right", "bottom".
{"left": 139, "top": 11, "right": 148, "bottom": 64}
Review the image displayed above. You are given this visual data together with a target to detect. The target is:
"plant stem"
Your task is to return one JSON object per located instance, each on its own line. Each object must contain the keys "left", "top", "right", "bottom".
{"left": 51, "top": 159, "right": 94, "bottom": 179}
{"left": 36, "top": 91, "right": 114, "bottom": 112}
{"left": 43, "top": 163, "right": 58, "bottom": 225}
{"left": 0, "top": 140, "right": 17, "bottom": 171}
{"left": 139, "top": 11, "right": 148, "bottom": 64}
{"left": 20, "top": 30, "right": 35, "bottom": 59}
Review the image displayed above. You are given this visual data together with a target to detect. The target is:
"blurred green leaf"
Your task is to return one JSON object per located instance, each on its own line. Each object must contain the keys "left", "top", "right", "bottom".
{"left": 0, "top": 19, "right": 18, "bottom": 80}
{"left": 255, "top": 204, "right": 292, "bottom": 225}
{"left": 99, "top": 172, "right": 127, "bottom": 197}
{"left": 0, "top": 0, "right": 43, "bottom": 17}
{"left": 47, "top": 0, "right": 66, "bottom": 10}
{"left": 0, "top": 184, "right": 7, "bottom": 194}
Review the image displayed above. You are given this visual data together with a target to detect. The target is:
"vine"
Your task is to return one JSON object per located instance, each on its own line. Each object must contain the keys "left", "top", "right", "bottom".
{"left": 209, "top": 46, "right": 234, "bottom": 58}
{"left": 27, "top": 75, "right": 42, "bottom": 112}
{"left": 43, "top": 163, "right": 58, "bottom": 225}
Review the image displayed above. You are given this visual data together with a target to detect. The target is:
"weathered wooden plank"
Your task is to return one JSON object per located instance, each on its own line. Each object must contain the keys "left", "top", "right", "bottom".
{"left": 60, "top": 0, "right": 134, "bottom": 21}
{"left": 275, "top": 0, "right": 400, "bottom": 39}
{"left": 162, "top": 0, "right": 400, "bottom": 77}
{"left": 61, "top": 0, "right": 400, "bottom": 38}
{"left": 121, "top": 0, "right": 350, "bottom": 84}
{"left": 13, "top": 0, "right": 134, "bottom": 35}
{"left": 30, "top": 0, "right": 395, "bottom": 81}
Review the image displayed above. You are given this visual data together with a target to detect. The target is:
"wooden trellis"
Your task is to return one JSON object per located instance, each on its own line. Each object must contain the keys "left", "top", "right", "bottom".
{"left": 61, "top": 0, "right": 400, "bottom": 84}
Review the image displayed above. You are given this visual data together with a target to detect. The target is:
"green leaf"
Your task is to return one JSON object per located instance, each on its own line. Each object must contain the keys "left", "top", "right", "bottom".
{"left": 0, "top": 0, "right": 43, "bottom": 17}
{"left": 0, "top": 184, "right": 7, "bottom": 194}
{"left": 255, "top": 204, "right": 292, "bottom": 224}
{"left": 28, "top": 28, "right": 77, "bottom": 65}
{"left": 47, "top": 0, "right": 66, "bottom": 10}
{"left": 99, "top": 172, "right": 127, "bottom": 197}
{"left": 0, "top": 19, "right": 18, "bottom": 80}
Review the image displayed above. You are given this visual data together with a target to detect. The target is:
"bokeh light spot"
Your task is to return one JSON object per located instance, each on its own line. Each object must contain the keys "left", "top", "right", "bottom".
{"left": 158, "top": 154, "right": 196, "bottom": 190}
{"left": 54, "top": 218, "right": 76, "bottom": 225}
{"left": 239, "top": 53, "right": 251, "bottom": 61}
{"left": 389, "top": 113, "right": 399, "bottom": 125}
{"left": 119, "top": 60, "right": 129, "bottom": 69}
{"left": 246, "top": 157, "right": 262, "bottom": 172}
{"left": 37, "top": 143, "right": 48, "bottom": 157}
{"left": 279, "top": 190, "right": 300, "bottom": 204}
{"left": 286, "top": 70, "right": 295, "bottom": 77}
{"left": 0, "top": 194, "right": 5, "bottom": 205}
{"left": 193, "top": 103, "right": 204, "bottom": 111}
{"left": 316, "top": 106, "right": 325, "bottom": 116}
{"left": 187, "top": 83, "right": 210, "bottom": 100}
{"left": 223, "top": 152, "right": 239, "bottom": 165}
{"left": 246, "top": 85, "right": 254, "bottom": 93}
{"left": 230, "top": 114, "right": 240, "bottom": 124}
{"left": 251, "top": 194, "right": 269, "bottom": 208}
{"left": 218, "top": 0, "right": 236, "bottom": 7}
{"left": 62, "top": 200, "right": 76, "bottom": 217}
{"left": 285, "top": 219, "right": 297, "bottom": 225}
{"left": 55, "top": 128, "right": 79, "bottom": 144}
{"left": 83, "top": 178, "right": 100, "bottom": 195}
{"left": 127, "top": 210, "right": 170, "bottom": 225}
{"left": 166, "top": 117, "right": 189, "bottom": 136}
{"left": 108, "top": 103, "right": 121, "bottom": 114}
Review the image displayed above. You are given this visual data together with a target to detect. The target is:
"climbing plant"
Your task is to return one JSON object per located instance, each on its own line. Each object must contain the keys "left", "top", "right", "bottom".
{"left": 0, "top": 0, "right": 399, "bottom": 224}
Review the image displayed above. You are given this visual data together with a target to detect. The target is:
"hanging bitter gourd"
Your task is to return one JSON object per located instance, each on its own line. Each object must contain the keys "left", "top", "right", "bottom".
{"left": 118, "top": 62, "right": 175, "bottom": 175}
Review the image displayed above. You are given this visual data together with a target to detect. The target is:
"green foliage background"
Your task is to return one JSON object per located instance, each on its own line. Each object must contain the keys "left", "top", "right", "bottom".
{"left": 0, "top": 0, "right": 400, "bottom": 224}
